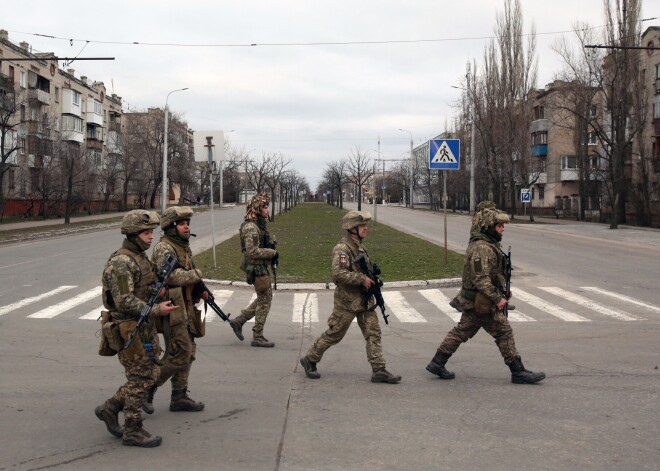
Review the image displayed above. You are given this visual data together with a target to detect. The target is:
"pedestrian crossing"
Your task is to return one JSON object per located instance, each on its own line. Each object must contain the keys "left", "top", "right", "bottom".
{"left": 0, "top": 284, "right": 658, "bottom": 325}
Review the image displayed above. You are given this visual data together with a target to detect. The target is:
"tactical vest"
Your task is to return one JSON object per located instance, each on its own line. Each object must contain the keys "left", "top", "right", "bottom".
{"left": 240, "top": 220, "right": 270, "bottom": 275}
{"left": 102, "top": 248, "right": 157, "bottom": 311}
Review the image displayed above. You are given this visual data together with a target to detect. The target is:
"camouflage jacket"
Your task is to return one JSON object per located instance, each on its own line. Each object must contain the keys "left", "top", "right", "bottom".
{"left": 102, "top": 239, "right": 159, "bottom": 322}
{"left": 332, "top": 236, "right": 373, "bottom": 313}
{"left": 240, "top": 220, "right": 276, "bottom": 275}
{"left": 458, "top": 234, "right": 506, "bottom": 309}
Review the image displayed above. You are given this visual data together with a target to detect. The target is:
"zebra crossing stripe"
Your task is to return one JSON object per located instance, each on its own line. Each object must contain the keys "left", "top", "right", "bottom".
{"left": 418, "top": 289, "right": 461, "bottom": 322}
{"left": 205, "top": 290, "right": 234, "bottom": 322}
{"left": 246, "top": 294, "right": 257, "bottom": 323}
{"left": 292, "top": 293, "right": 319, "bottom": 324}
{"left": 80, "top": 306, "right": 104, "bottom": 320}
{"left": 381, "top": 291, "right": 427, "bottom": 323}
{"left": 539, "top": 287, "right": 642, "bottom": 321}
{"left": 580, "top": 287, "right": 660, "bottom": 313}
{"left": 28, "top": 287, "right": 100, "bottom": 319}
{"left": 514, "top": 288, "right": 590, "bottom": 322}
{"left": 0, "top": 286, "right": 76, "bottom": 316}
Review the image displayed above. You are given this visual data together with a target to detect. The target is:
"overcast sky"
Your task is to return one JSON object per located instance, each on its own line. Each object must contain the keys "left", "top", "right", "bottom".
{"left": 4, "top": 1, "right": 653, "bottom": 190}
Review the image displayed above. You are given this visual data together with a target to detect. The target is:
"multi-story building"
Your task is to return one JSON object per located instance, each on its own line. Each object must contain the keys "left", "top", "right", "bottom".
{"left": 0, "top": 29, "right": 123, "bottom": 217}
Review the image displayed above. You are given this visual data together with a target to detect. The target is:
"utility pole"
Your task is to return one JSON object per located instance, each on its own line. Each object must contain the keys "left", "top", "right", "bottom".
{"left": 466, "top": 62, "right": 476, "bottom": 214}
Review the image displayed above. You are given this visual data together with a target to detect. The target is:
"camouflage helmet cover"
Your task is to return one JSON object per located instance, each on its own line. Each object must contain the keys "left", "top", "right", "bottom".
{"left": 478, "top": 208, "right": 510, "bottom": 231}
{"left": 342, "top": 211, "right": 372, "bottom": 230}
{"left": 245, "top": 193, "right": 270, "bottom": 221}
{"left": 121, "top": 209, "right": 161, "bottom": 235}
{"left": 476, "top": 200, "right": 497, "bottom": 212}
{"left": 160, "top": 206, "right": 194, "bottom": 229}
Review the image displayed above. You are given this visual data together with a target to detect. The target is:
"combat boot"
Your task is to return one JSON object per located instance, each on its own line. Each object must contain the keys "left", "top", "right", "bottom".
{"left": 300, "top": 356, "right": 320, "bottom": 379}
{"left": 509, "top": 358, "right": 545, "bottom": 384}
{"left": 94, "top": 398, "right": 123, "bottom": 438}
{"left": 251, "top": 335, "right": 275, "bottom": 348}
{"left": 169, "top": 389, "right": 205, "bottom": 412}
{"left": 122, "top": 419, "right": 162, "bottom": 448}
{"left": 371, "top": 368, "right": 402, "bottom": 384}
{"left": 229, "top": 317, "right": 245, "bottom": 341}
{"left": 142, "top": 385, "right": 157, "bottom": 415}
{"left": 426, "top": 352, "right": 456, "bottom": 380}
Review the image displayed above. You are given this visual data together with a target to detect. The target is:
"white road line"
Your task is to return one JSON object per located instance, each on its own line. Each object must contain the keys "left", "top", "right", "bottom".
{"left": 514, "top": 288, "right": 590, "bottom": 322}
{"left": 80, "top": 306, "right": 104, "bottom": 320}
{"left": 418, "top": 289, "right": 461, "bottom": 322}
{"left": 539, "top": 287, "right": 642, "bottom": 321}
{"left": 292, "top": 293, "right": 319, "bottom": 324}
{"left": 381, "top": 291, "right": 427, "bottom": 323}
{"left": 246, "top": 293, "right": 257, "bottom": 323}
{"left": 581, "top": 287, "right": 660, "bottom": 313}
{"left": 28, "top": 287, "right": 101, "bottom": 319}
{"left": 0, "top": 286, "right": 76, "bottom": 316}
{"left": 205, "top": 290, "right": 234, "bottom": 322}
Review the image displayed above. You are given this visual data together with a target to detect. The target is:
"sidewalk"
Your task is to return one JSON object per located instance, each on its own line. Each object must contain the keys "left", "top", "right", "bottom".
{"left": 0, "top": 211, "right": 127, "bottom": 232}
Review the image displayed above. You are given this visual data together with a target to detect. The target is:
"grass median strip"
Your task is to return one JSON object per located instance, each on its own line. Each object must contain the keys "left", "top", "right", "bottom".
{"left": 194, "top": 202, "right": 463, "bottom": 283}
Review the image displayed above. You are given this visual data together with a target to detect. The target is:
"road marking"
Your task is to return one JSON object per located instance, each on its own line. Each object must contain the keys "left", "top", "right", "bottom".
{"left": 205, "top": 290, "right": 234, "bottom": 322}
{"left": 293, "top": 293, "right": 319, "bottom": 324}
{"left": 382, "top": 291, "right": 426, "bottom": 323}
{"left": 514, "top": 288, "right": 590, "bottom": 322}
{"left": 418, "top": 289, "right": 461, "bottom": 322}
{"left": 80, "top": 306, "right": 104, "bottom": 320}
{"left": 28, "top": 287, "right": 100, "bottom": 319}
{"left": 580, "top": 287, "right": 660, "bottom": 313}
{"left": 0, "top": 286, "right": 76, "bottom": 316}
{"left": 539, "top": 287, "right": 642, "bottom": 321}
{"left": 246, "top": 293, "right": 257, "bottom": 323}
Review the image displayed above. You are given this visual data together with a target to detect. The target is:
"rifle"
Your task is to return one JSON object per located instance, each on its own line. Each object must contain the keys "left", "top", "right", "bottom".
{"left": 124, "top": 254, "right": 180, "bottom": 350}
{"left": 354, "top": 254, "right": 389, "bottom": 325}
{"left": 263, "top": 230, "right": 278, "bottom": 290}
{"left": 193, "top": 280, "right": 231, "bottom": 322}
{"left": 503, "top": 245, "right": 512, "bottom": 317}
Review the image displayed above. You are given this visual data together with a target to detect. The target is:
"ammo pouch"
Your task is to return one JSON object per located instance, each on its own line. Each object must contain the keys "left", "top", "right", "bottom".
{"left": 99, "top": 310, "right": 122, "bottom": 356}
{"left": 117, "top": 319, "right": 144, "bottom": 359}
{"left": 167, "top": 287, "right": 188, "bottom": 327}
{"left": 474, "top": 292, "right": 494, "bottom": 315}
{"left": 240, "top": 258, "right": 256, "bottom": 285}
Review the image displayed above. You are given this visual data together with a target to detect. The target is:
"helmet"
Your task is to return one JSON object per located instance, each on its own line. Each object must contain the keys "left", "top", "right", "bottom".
{"left": 121, "top": 210, "right": 160, "bottom": 235}
{"left": 476, "top": 200, "right": 496, "bottom": 212}
{"left": 342, "top": 211, "right": 372, "bottom": 230}
{"left": 161, "top": 206, "right": 194, "bottom": 229}
{"left": 478, "top": 208, "right": 510, "bottom": 231}
{"left": 245, "top": 193, "right": 270, "bottom": 221}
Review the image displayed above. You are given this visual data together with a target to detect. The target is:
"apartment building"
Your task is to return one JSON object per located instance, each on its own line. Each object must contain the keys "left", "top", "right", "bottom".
{"left": 0, "top": 29, "right": 122, "bottom": 217}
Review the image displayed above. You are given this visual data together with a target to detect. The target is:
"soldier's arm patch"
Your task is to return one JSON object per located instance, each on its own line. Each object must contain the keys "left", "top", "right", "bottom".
{"left": 473, "top": 256, "right": 483, "bottom": 273}
{"left": 339, "top": 253, "right": 349, "bottom": 269}
{"left": 117, "top": 275, "right": 130, "bottom": 295}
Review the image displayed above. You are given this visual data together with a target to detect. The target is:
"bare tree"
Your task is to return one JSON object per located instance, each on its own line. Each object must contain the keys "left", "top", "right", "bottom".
{"left": 346, "top": 147, "right": 374, "bottom": 211}
{"left": 0, "top": 73, "right": 21, "bottom": 216}
{"left": 323, "top": 159, "right": 349, "bottom": 208}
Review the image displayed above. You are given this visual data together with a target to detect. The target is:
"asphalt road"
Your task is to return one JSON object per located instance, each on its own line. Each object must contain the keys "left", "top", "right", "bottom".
{"left": 0, "top": 203, "right": 658, "bottom": 471}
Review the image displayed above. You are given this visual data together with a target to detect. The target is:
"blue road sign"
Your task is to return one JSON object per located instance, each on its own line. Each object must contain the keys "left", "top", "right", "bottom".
{"left": 429, "top": 139, "right": 460, "bottom": 170}
{"left": 521, "top": 188, "right": 531, "bottom": 203}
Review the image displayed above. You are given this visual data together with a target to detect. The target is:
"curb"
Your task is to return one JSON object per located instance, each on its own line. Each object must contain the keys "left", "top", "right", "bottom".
{"left": 203, "top": 277, "right": 463, "bottom": 291}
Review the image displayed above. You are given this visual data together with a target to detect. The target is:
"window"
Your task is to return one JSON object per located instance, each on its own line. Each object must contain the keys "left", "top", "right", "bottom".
{"left": 62, "top": 115, "right": 83, "bottom": 133}
{"left": 538, "top": 186, "right": 545, "bottom": 200}
{"left": 72, "top": 90, "right": 81, "bottom": 106}
{"left": 8, "top": 169, "right": 15, "bottom": 189}
{"left": 654, "top": 95, "right": 660, "bottom": 120}
{"left": 561, "top": 155, "right": 577, "bottom": 169}
{"left": 531, "top": 131, "right": 547, "bottom": 145}
{"left": 20, "top": 105, "right": 26, "bottom": 121}
{"left": 19, "top": 70, "right": 27, "bottom": 88}
{"left": 534, "top": 105, "right": 545, "bottom": 120}
{"left": 54, "top": 87, "right": 59, "bottom": 102}
{"left": 94, "top": 100, "right": 102, "bottom": 115}
{"left": 588, "top": 131, "right": 597, "bottom": 145}
{"left": 590, "top": 105, "right": 598, "bottom": 118}
{"left": 656, "top": 63, "right": 660, "bottom": 79}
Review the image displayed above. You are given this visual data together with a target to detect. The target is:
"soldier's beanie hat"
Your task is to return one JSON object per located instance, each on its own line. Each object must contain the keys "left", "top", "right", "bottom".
{"left": 342, "top": 211, "right": 372, "bottom": 230}
{"left": 479, "top": 208, "right": 510, "bottom": 230}
{"left": 477, "top": 200, "right": 497, "bottom": 212}
{"left": 245, "top": 193, "right": 270, "bottom": 221}
{"left": 121, "top": 210, "right": 160, "bottom": 235}
{"left": 161, "top": 206, "right": 194, "bottom": 229}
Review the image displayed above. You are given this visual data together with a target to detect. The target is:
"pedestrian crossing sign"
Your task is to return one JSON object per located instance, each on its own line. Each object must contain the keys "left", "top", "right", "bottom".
{"left": 429, "top": 139, "right": 460, "bottom": 170}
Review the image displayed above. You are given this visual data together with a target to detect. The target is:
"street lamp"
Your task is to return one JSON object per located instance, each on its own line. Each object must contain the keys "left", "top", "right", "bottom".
{"left": 219, "top": 130, "right": 235, "bottom": 207}
{"left": 398, "top": 128, "right": 414, "bottom": 209}
{"left": 162, "top": 87, "right": 189, "bottom": 213}
{"left": 452, "top": 62, "right": 476, "bottom": 214}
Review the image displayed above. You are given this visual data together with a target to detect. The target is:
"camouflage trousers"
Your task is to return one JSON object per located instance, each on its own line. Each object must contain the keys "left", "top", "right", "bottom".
{"left": 113, "top": 346, "right": 159, "bottom": 422}
{"left": 306, "top": 308, "right": 385, "bottom": 370}
{"left": 437, "top": 309, "right": 520, "bottom": 364}
{"left": 156, "top": 322, "right": 196, "bottom": 391}
{"left": 240, "top": 274, "right": 273, "bottom": 337}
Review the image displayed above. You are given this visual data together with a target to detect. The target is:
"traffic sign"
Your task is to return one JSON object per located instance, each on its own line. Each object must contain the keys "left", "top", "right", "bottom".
{"left": 429, "top": 139, "right": 460, "bottom": 170}
{"left": 521, "top": 188, "right": 531, "bottom": 203}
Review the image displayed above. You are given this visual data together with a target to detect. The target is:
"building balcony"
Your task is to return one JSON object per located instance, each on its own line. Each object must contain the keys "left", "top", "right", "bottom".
{"left": 28, "top": 88, "right": 50, "bottom": 105}
{"left": 531, "top": 144, "right": 547, "bottom": 157}
{"left": 654, "top": 118, "right": 660, "bottom": 136}
{"left": 653, "top": 160, "right": 660, "bottom": 173}
{"left": 27, "top": 120, "right": 49, "bottom": 136}
{"left": 108, "top": 121, "right": 121, "bottom": 133}
{"left": 561, "top": 169, "right": 579, "bottom": 181}
{"left": 86, "top": 139, "right": 103, "bottom": 151}
{"left": 529, "top": 172, "right": 547, "bottom": 184}
{"left": 530, "top": 119, "right": 549, "bottom": 133}
{"left": 86, "top": 126, "right": 104, "bottom": 142}
{"left": 62, "top": 130, "right": 84, "bottom": 143}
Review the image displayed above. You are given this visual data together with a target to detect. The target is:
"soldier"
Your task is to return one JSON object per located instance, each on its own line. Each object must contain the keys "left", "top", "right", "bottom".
{"left": 229, "top": 193, "right": 278, "bottom": 347}
{"left": 143, "top": 206, "right": 207, "bottom": 414}
{"left": 300, "top": 211, "right": 401, "bottom": 384}
{"left": 426, "top": 207, "right": 545, "bottom": 384}
{"left": 95, "top": 210, "right": 177, "bottom": 447}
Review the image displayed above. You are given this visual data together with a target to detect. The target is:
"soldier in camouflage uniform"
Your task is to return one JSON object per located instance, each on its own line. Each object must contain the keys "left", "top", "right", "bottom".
{"left": 229, "top": 193, "right": 278, "bottom": 347}
{"left": 426, "top": 207, "right": 545, "bottom": 384}
{"left": 143, "top": 206, "right": 207, "bottom": 414}
{"left": 300, "top": 211, "right": 401, "bottom": 384}
{"left": 95, "top": 210, "right": 178, "bottom": 447}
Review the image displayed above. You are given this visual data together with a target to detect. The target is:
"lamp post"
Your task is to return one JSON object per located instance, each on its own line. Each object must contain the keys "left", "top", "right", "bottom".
{"left": 452, "top": 63, "right": 477, "bottom": 214}
{"left": 398, "top": 128, "right": 413, "bottom": 209}
{"left": 219, "top": 130, "right": 235, "bottom": 208}
{"left": 162, "top": 87, "right": 189, "bottom": 213}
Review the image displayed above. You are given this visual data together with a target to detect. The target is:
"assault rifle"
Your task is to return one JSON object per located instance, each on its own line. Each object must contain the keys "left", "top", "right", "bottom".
{"left": 124, "top": 254, "right": 180, "bottom": 350}
{"left": 504, "top": 246, "right": 512, "bottom": 317}
{"left": 193, "top": 280, "right": 231, "bottom": 322}
{"left": 263, "top": 230, "right": 278, "bottom": 290}
{"left": 355, "top": 254, "right": 389, "bottom": 325}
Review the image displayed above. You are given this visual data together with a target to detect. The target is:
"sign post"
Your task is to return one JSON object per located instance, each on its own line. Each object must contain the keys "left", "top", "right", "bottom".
{"left": 429, "top": 139, "right": 461, "bottom": 264}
